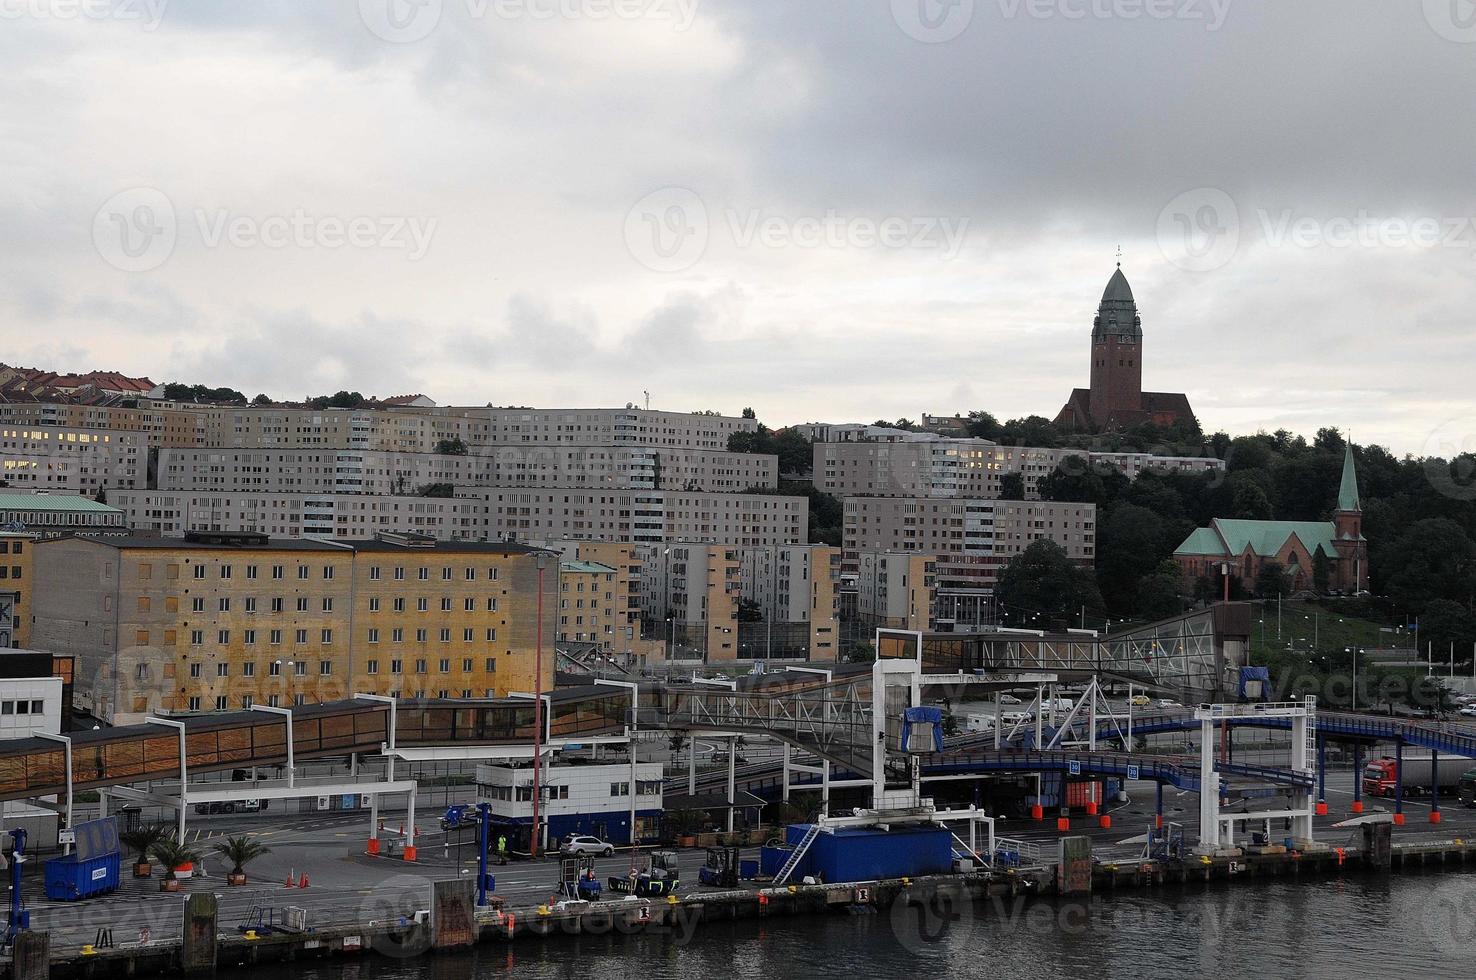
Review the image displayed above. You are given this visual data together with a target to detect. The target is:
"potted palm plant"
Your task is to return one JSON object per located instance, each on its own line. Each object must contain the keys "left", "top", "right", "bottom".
{"left": 121, "top": 824, "right": 167, "bottom": 878}
{"left": 150, "top": 839, "right": 201, "bottom": 892}
{"left": 215, "top": 835, "right": 270, "bottom": 886}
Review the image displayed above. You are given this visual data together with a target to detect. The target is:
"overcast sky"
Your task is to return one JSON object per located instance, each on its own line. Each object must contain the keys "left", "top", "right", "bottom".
{"left": 3, "top": 0, "right": 1474, "bottom": 456}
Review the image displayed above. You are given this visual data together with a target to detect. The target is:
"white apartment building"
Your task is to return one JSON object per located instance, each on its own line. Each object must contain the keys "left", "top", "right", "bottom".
{"left": 111, "top": 490, "right": 487, "bottom": 540}
{"left": 815, "top": 437, "right": 1224, "bottom": 500}
{"left": 0, "top": 426, "right": 143, "bottom": 493}
{"left": 155, "top": 445, "right": 776, "bottom": 495}
{"left": 461, "top": 488, "right": 808, "bottom": 547}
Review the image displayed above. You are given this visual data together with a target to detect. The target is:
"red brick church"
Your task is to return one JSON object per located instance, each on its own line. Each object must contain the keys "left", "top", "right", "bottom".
{"left": 1055, "top": 267, "right": 1196, "bottom": 431}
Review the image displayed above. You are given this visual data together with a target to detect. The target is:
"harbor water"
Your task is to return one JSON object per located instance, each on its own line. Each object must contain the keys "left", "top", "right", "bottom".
{"left": 236, "top": 872, "right": 1474, "bottom": 980}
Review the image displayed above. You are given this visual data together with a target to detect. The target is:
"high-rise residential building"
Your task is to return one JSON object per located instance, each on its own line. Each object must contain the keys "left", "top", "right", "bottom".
{"left": 843, "top": 497, "right": 1096, "bottom": 631}
{"left": 641, "top": 543, "right": 741, "bottom": 662}
{"left": 737, "top": 544, "right": 841, "bottom": 661}
{"left": 30, "top": 530, "right": 558, "bottom": 724}
{"left": 0, "top": 426, "right": 144, "bottom": 493}
{"left": 845, "top": 551, "right": 936, "bottom": 634}
{"left": 815, "top": 437, "right": 1222, "bottom": 500}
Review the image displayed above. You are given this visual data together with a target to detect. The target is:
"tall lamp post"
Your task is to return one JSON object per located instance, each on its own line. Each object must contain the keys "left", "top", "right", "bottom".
{"left": 531, "top": 553, "right": 549, "bottom": 858}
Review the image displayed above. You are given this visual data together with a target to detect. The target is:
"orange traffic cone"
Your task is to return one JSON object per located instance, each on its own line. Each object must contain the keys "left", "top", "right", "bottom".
{"left": 298, "top": 873, "right": 309, "bottom": 889}
{"left": 284, "top": 872, "right": 295, "bottom": 888}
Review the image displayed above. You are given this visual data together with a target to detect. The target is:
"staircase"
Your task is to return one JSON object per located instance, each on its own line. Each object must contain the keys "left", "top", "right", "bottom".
{"left": 772, "top": 824, "right": 822, "bottom": 886}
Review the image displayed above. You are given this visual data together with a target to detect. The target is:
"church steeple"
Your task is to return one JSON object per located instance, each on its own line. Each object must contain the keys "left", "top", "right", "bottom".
{"left": 1337, "top": 443, "right": 1361, "bottom": 513}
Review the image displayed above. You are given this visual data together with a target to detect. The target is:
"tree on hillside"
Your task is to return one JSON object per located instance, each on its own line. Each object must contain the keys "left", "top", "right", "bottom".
{"left": 1312, "top": 549, "right": 1331, "bottom": 595}
{"left": 1096, "top": 503, "right": 1187, "bottom": 615}
{"left": 308, "top": 390, "right": 367, "bottom": 409}
{"left": 1231, "top": 481, "right": 1275, "bottom": 521}
{"left": 741, "top": 407, "right": 756, "bottom": 419}
{"left": 1136, "top": 560, "right": 1186, "bottom": 622}
{"left": 995, "top": 540, "right": 1104, "bottom": 631}
{"left": 252, "top": 393, "right": 272, "bottom": 405}
{"left": 966, "top": 411, "right": 1001, "bottom": 440}
{"left": 1417, "top": 599, "right": 1476, "bottom": 660}
{"left": 1037, "top": 460, "right": 1130, "bottom": 507}
{"left": 998, "top": 472, "right": 1025, "bottom": 501}
{"left": 1254, "top": 561, "right": 1290, "bottom": 599}
{"left": 1377, "top": 518, "right": 1476, "bottom": 614}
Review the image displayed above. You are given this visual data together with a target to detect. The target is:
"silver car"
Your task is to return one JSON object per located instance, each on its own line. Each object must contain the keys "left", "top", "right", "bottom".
{"left": 559, "top": 834, "right": 615, "bottom": 857}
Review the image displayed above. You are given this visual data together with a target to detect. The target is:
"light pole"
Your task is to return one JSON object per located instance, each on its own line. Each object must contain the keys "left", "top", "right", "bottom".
{"left": 531, "top": 553, "right": 549, "bottom": 858}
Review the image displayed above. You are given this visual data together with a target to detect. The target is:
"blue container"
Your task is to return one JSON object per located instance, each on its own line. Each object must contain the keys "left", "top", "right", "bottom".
{"left": 781, "top": 824, "right": 953, "bottom": 884}
{"left": 44, "top": 852, "right": 121, "bottom": 901}
{"left": 739, "top": 859, "right": 758, "bottom": 880}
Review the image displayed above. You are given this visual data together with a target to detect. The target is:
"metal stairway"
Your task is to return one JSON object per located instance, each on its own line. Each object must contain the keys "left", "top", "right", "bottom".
{"left": 772, "top": 824, "right": 822, "bottom": 885}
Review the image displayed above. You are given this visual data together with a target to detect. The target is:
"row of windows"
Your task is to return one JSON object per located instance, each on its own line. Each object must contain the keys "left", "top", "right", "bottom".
{"left": 168, "top": 655, "right": 499, "bottom": 680}
{"left": 157, "top": 563, "right": 505, "bottom": 582}
{"left": 154, "top": 595, "right": 503, "bottom": 614}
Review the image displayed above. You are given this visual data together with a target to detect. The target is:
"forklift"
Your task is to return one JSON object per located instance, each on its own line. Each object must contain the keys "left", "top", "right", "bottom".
{"left": 697, "top": 844, "right": 740, "bottom": 888}
{"left": 606, "top": 850, "right": 680, "bottom": 897}
{"left": 556, "top": 856, "right": 603, "bottom": 902}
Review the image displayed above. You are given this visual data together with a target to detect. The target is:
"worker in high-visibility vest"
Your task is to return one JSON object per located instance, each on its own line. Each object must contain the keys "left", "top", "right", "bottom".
{"left": 497, "top": 835, "right": 508, "bottom": 865}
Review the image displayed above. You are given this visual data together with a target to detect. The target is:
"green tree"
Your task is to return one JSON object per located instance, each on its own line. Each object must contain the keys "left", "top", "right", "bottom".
{"left": 741, "top": 407, "right": 756, "bottom": 419}
{"left": 1254, "top": 561, "right": 1290, "bottom": 599}
{"left": 1096, "top": 503, "right": 1185, "bottom": 616}
{"left": 1378, "top": 518, "right": 1476, "bottom": 614}
{"left": 966, "top": 411, "right": 1001, "bottom": 440}
{"left": 998, "top": 472, "right": 1025, "bottom": 501}
{"left": 1312, "top": 549, "right": 1331, "bottom": 595}
{"left": 1418, "top": 599, "right": 1476, "bottom": 660}
{"left": 1136, "top": 561, "right": 1185, "bottom": 622}
{"left": 417, "top": 483, "right": 454, "bottom": 498}
{"left": 1231, "top": 481, "right": 1275, "bottom": 520}
{"left": 434, "top": 437, "right": 468, "bottom": 455}
{"left": 995, "top": 540, "right": 1104, "bottom": 631}
{"left": 251, "top": 393, "right": 272, "bottom": 405}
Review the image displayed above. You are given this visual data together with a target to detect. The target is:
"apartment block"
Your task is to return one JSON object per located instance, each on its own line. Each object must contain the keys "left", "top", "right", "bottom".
{"left": 29, "top": 530, "right": 559, "bottom": 724}
{"left": 0, "top": 427, "right": 144, "bottom": 493}
{"left": 544, "top": 540, "right": 647, "bottom": 658}
{"left": 843, "top": 497, "right": 1096, "bottom": 630}
{"left": 815, "top": 437, "right": 1223, "bottom": 500}
{"left": 0, "top": 403, "right": 205, "bottom": 448}
{"left": 112, "top": 490, "right": 486, "bottom": 540}
{"left": 0, "top": 533, "right": 32, "bottom": 649}
{"left": 846, "top": 551, "right": 936, "bottom": 633}
{"left": 460, "top": 488, "right": 808, "bottom": 546}
{"left": 737, "top": 545, "right": 841, "bottom": 661}
{"left": 155, "top": 444, "right": 775, "bottom": 494}
{"left": 641, "top": 543, "right": 740, "bottom": 662}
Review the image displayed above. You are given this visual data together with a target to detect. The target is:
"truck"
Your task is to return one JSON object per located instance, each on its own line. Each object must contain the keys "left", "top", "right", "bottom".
{"left": 1361, "top": 755, "right": 1472, "bottom": 797}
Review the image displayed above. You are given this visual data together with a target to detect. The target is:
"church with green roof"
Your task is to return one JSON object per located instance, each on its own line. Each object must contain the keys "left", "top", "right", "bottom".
{"left": 1173, "top": 445, "right": 1367, "bottom": 594}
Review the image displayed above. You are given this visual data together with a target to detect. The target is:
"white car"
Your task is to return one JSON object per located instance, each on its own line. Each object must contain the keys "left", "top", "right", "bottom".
{"left": 558, "top": 834, "right": 614, "bottom": 857}
{"left": 1155, "top": 699, "right": 1180, "bottom": 709}
{"left": 998, "top": 694, "right": 1022, "bottom": 704}
{"left": 1459, "top": 705, "right": 1476, "bottom": 718}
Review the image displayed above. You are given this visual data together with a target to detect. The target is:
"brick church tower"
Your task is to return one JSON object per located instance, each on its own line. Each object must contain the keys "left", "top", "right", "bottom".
{"left": 1331, "top": 443, "right": 1367, "bottom": 592}
{"left": 1088, "top": 266, "right": 1144, "bottom": 425}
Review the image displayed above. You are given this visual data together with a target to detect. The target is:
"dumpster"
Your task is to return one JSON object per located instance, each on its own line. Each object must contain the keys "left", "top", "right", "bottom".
{"left": 43, "top": 817, "right": 122, "bottom": 901}
{"left": 44, "top": 851, "right": 121, "bottom": 901}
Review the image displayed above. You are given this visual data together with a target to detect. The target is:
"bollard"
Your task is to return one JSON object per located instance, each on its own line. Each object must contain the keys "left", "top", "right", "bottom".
{"left": 1394, "top": 813, "right": 1406, "bottom": 826}
{"left": 1030, "top": 804, "right": 1043, "bottom": 821}
{"left": 80, "top": 945, "right": 97, "bottom": 957}
{"left": 367, "top": 838, "right": 380, "bottom": 855}
{"left": 1315, "top": 802, "right": 1328, "bottom": 816}
{"left": 1350, "top": 801, "right": 1364, "bottom": 815}
{"left": 404, "top": 846, "right": 418, "bottom": 862}
{"left": 1431, "top": 811, "right": 1443, "bottom": 825}
{"left": 1154, "top": 814, "right": 1163, "bottom": 829}
{"left": 244, "top": 931, "right": 259, "bottom": 941}
{"left": 1099, "top": 815, "right": 1111, "bottom": 829}
{"left": 1085, "top": 801, "right": 1098, "bottom": 816}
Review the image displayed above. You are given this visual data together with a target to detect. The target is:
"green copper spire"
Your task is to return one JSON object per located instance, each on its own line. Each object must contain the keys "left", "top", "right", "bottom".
{"left": 1337, "top": 443, "right": 1360, "bottom": 512}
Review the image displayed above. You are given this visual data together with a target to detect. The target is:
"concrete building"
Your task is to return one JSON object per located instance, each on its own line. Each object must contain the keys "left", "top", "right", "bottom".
{"left": 642, "top": 543, "right": 741, "bottom": 662}
{"left": 843, "top": 497, "right": 1096, "bottom": 631}
{"left": 0, "top": 426, "right": 144, "bottom": 493}
{"left": 846, "top": 551, "right": 936, "bottom": 633}
{"left": 112, "top": 489, "right": 485, "bottom": 540}
{"left": 154, "top": 444, "right": 776, "bottom": 494}
{"left": 815, "top": 437, "right": 1223, "bottom": 500}
{"left": 29, "top": 530, "right": 559, "bottom": 724}
{"left": 737, "top": 545, "right": 841, "bottom": 661}
{"left": 461, "top": 488, "right": 808, "bottom": 547}
{"left": 0, "top": 532, "right": 33, "bottom": 650}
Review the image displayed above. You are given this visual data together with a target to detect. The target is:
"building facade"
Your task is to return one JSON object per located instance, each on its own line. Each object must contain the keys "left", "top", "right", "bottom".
{"left": 475, "top": 757, "right": 664, "bottom": 848}
{"left": 0, "top": 427, "right": 144, "bottom": 493}
{"left": 29, "top": 531, "right": 559, "bottom": 724}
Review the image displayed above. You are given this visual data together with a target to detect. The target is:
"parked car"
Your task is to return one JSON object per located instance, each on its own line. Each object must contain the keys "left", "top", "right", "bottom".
{"left": 1155, "top": 699, "right": 1181, "bottom": 709}
{"left": 558, "top": 834, "right": 615, "bottom": 857}
{"left": 998, "top": 694, "right": 1022, "bottom": 705}
{"left": 1459, "top": 705, "right": 1476, "bottom": 718}
{"left": 1128, "top": 694, "right": 1151, "bottom": 707}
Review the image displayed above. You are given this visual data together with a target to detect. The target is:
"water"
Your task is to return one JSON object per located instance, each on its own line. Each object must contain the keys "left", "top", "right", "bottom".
{"left": 247, "top": 873, "right": 1472, "bottom": 980}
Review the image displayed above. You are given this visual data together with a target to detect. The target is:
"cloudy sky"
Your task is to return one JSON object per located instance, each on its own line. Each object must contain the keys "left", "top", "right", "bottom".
{"left": 3, "top": 0, "right": 1474, "bottom": 456}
